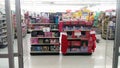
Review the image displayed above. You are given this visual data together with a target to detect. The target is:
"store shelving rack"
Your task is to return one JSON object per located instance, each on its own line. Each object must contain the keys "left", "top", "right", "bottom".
{"left": 30, "top": 23, "right": 60, "bottom": 55}
{"left": 0, "top": 16, "right": 8, "bottom": 48}
{"left": 61, "top": 21, "right": 95, "bottom": 55}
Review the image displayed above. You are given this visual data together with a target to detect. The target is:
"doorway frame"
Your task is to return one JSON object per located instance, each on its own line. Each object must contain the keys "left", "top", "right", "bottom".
{"left": 0, "top": 0, "right": 24, "bottom": 68}
{"left": 112, "top": 0, "right": 120, "bottom": 68}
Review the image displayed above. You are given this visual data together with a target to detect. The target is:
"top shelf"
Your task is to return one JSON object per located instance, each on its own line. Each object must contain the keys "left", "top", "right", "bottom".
{"left": 64, "top": 23, "right": 93, "bottom": 26}
{"left": 31, "top": 23, "right": 57, "bottom": 25}
{"left": 0, "top": 18, "right": 6, "bottom": 20}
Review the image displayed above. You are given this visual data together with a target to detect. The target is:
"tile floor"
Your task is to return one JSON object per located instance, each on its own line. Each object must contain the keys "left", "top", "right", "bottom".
{"left": 0, "top": 34, "right": 119, "bottom": 68}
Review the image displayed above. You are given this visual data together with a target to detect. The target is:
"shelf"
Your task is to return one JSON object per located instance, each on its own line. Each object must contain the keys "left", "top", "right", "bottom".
{"left": 64, "top": 23, "right": 84, "bottom": 26}
{"left": 0, "top": 45, "right": 7, "bottom": 48}
{"left": 31, "top": 29, "right": 59, "bottom": 31}
{"left": 3, "top": 42, "right": 8, "bottom": 45}
{"left": 67, "top": 38, "right": 89, "bottom": 40}
{"left": 31, "top": 51, "right": 59, "bottom": 53}
{"left": 0, "top": 26, "right": 7, "bottom": 29}
{"left": 50, "top": 29, "right": 59, "bottom": 31}
{"left": 64, "top": 30, "right": 90, "bottom": 32}
{"left": 0, "top": 18, "right": 6, "bottom": 20}
{"left": 30, "top": 51, "right": 60, "bottom": 56}
{"left": 63, "top": 52, "right": 92, "bottom": 55}
{"left": 69, "top": 46, "right": 81, "bottom": 48}
{"left": 31, "top": 43, "right": 60, "bottom": 46}
{"left": 0, "top": 31, "right": 7, "bottom": 34}
{"left": 64, "top": 23, "right": 92, "bottom": 26}
{"left": 1, "top": 35, "right": 7, "bottom": 38}
{"left": 31, "top": 37, "right": 59, "bottom": 39}
{"left": 0, "top": 22, "right": 6, "bottom": 25}
{"left": 31, "top": 23, "right": 56, "bottom": 25}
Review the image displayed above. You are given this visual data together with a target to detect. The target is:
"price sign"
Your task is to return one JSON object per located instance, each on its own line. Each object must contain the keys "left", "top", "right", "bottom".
{"left": 74, "top": 30, "right": 81, "bottom": 36}
{"left": 90, "top": 31, "right": 96, "bottom": 34}
{"left": 105, "top": 12, "right": 110, "bottom": 16}
{"left": 43, "top": 27, "right": 50, "bottom": 32}
{"left": 111, "top": 12, "right": 116, "bottom": 16}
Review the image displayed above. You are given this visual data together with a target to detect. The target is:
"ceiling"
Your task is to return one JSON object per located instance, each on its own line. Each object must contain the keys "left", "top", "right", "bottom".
{"left": 0, "top": 0, "right": 117, "bottom": 12}
{"left": 0, "top": 0, "right": 117, "bottom": 5}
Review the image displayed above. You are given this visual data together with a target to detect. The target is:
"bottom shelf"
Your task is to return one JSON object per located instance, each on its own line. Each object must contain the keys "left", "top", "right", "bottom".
{"left": 0, "top": 45, "right": 7, "bottom": 48}
{"left": 63, "top": 52, "right": 92, "bottom": 56}
{"left": 30, "top": 51, "right": 59, "bottom": 55}
{"left": 101, "top": 35, "right": 114, "bottom": 40}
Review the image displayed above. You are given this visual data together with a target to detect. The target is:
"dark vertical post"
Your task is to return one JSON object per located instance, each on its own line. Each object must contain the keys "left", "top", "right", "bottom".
{"left": 5, "top": 0, "right": 14, "bottom": 68}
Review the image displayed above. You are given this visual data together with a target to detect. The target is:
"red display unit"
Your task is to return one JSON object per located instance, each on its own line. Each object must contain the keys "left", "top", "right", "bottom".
{"left": 59, "top": 20, "right": 96, "bottom": 55}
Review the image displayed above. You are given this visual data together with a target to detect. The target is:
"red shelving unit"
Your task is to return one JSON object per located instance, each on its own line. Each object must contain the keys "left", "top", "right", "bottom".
{"left": 60, "top": 20, "right": 96, "bottom": 55}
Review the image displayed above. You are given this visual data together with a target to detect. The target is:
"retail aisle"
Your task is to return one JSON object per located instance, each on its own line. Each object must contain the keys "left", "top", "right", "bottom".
{"left": 24, "top": 34, "right": 113, "bottom": 68}
{"left": 0, "top": 34, "right": 115, "bottom": 68}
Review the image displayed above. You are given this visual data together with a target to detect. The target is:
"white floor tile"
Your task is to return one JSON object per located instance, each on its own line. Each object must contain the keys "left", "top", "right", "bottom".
{"left": 0, "top": 34, "right": 119, "bottom": 68}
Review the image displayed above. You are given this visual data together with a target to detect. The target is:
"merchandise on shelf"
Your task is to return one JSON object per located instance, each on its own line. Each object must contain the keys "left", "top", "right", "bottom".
{"left": 30, "top": 8, "right": 96, "bottom": 55}
{"left": 0, "top": 12, "right": 7, "bottom": 48}
{"left": 30, "top": 22, "right": 60, "bottom": 55}
{"left": 101, "top": 10, "right": 116, "bottom": 40}
{"left": 59, "top": 20, "right": 96, "bottom": 55}
{"left": 12, "top": 14, "right": 27, "bottom": 38}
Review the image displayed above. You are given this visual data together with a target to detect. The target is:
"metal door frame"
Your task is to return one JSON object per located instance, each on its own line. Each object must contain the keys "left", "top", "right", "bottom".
{"left": 112, "top": 0, "right": 120, "bottom": 68}
{"left": 0, "top": 0, "right": 24, "bottom": 68}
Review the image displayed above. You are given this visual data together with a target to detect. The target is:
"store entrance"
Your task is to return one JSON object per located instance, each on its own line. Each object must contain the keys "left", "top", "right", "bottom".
{"left": 0, "top": 0, "right": 120, "bottom": 68}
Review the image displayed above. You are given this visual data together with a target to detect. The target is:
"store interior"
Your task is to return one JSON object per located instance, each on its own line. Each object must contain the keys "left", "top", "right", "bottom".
{"left": 0, "top": 0, "right": 120, "bottom": 68}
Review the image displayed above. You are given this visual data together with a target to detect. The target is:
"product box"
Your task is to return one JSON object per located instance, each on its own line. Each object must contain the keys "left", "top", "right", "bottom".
{"left": 86, "top": 31, "right": 90, "bottom": 38}
{"left": 31, "top": 38, "right": 38, "bottom": 44}
{"left": 31, "top": 46, "right": 36, "bottom": 51}
{"left": 36, "top": 46, "right": 42, "bottom": 51}
{"left": 86, "top": 21, "right": 93, "bottom": 26}
{"left": 65, "top": 21, "right": 71, "bottom": 25}
{"left": 53, "top": 24, "right": 58, "bottom": 29}
{"left": 80, "top": 46, "right": 88, "bottom": 52}
{"left": 71, "top": 41, "right": 81, "bottom": 46}
{"left": 68, "top": 41, "right": 71, "bottom": 46}
{"left": 31, "top": 31, "right": 38, "bottom": 37}
{"left": 38, "top": 39, "right": 43, "bottom": 44}
{"left": 44, "top": 32, "right": 52, "bottom": 37}
{"left": 55, "top": 46, "right": 59, "bottom": 51}
{"left": 71, "top": 48, "right": 80, "bottom": 52}
{"left": 43, "top": 39, "right": 50, "bottom": 43}
{"left": 72, "top": 32, "right": 77, "bottom": 38}
{"left": 42, "top": 46, "right": 49, "bottom": 51}
{"left": 64, "top": 26, "right": 69, "bottom": 30}
{"left": 67, "top": 32, "right": 72, "bottom": 38}
{"left": 50, "top": 39, "right": 56, "bottom": 44}
{"left": 34, "top": 26, "right": 40, "bottom": 29}
{"left": 54, "top": 32, "right": 60, "bottom": 37}
{"left": 79, "top": 20, "right": 86, "bottom": 25}
{"left": 50, "top": 46, "right": 56, "bottom": 51}
{"left": 73, "top": 21, "right": 79, "bottom": 24}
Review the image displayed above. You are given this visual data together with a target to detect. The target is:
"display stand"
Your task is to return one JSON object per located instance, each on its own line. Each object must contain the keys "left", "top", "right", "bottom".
{"left": 59, "top": 20, "right": 96, "bottom": 55}
{"left": 13, "top": 14, "right": 27, "bottom": 38}
{"left": 30, "top": 23, "right": 60, "bottom": 55}
{"left": 101, "top": 10, "right": 116, "bottom": 40}
{"left": 0, "top": 12, "right": 7, "bottom": 48}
